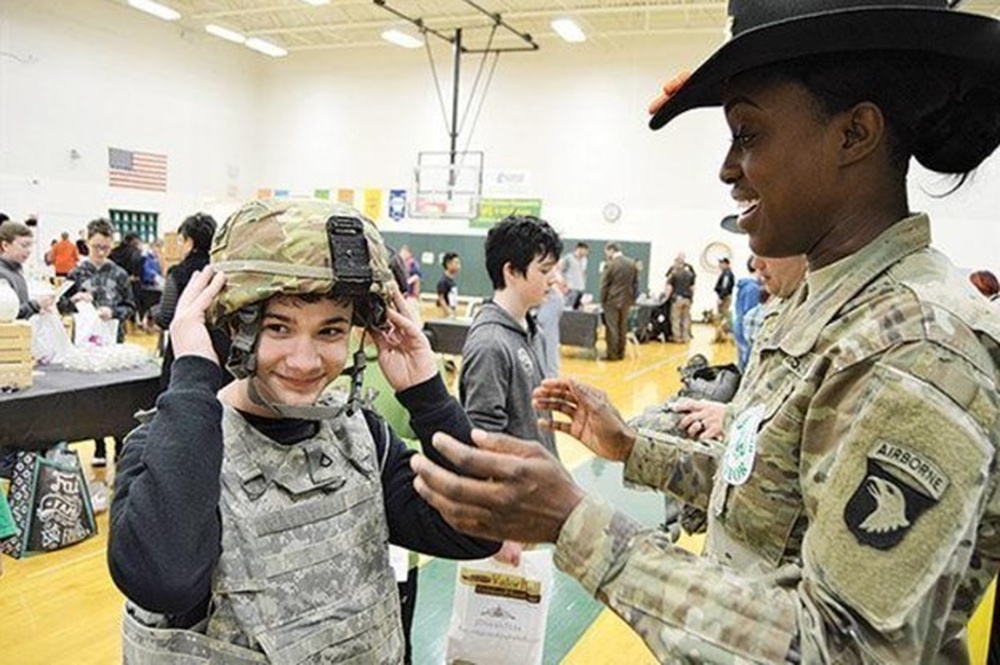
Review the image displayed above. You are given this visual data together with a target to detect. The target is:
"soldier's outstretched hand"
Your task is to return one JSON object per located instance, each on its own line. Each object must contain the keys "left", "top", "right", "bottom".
{"left": 170, "top": 267, "right": 226, "bottom": 365}
{"left": 411, "top": 429, "right": 586, "bottom": 544}
{"left": 533, "top": 378, "right": 636, "bottom": 461}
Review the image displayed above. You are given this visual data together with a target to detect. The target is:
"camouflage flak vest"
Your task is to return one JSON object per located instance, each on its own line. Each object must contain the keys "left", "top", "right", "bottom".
{"left": 122, "top": 406, "right": 405, "bottom": 664}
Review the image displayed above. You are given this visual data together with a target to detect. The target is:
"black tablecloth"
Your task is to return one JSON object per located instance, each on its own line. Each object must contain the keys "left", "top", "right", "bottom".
{"left": 0, "top": 363, "right": 161, "bottom": 450}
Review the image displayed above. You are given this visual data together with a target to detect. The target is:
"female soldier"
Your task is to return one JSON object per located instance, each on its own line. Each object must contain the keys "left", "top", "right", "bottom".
{"left": 409, "top": 1, "right": 1000, "bottom": 662}
{"left": 109, "top": 199, "right": 498, "bottom": 663}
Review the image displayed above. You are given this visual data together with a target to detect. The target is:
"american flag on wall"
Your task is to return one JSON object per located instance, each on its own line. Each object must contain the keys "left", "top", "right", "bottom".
{"left": 108, "top": 147, "right": 167, "bottom": 192}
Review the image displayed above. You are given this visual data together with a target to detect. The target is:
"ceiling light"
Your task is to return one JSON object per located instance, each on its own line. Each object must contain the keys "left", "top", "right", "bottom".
{"left": 245, "top": 37, "right": 288, "bottom": 58}
{"left": 381, "top": 28, "right": 423, "bottom": 49}
{"left": 551, "top": 18, "right": 586, "bottom": 43}
{"left": 128, "top": 0, "right": 180, "bottom": 22}
{"left": 301, "top": 0, "right": 331, "bottom": 5}
{"left": 205, "top": 24, "right": 246, "bottom": 44}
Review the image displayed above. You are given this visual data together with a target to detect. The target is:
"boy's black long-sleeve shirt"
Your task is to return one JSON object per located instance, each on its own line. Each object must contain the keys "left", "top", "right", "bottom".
{"left": 108, "top": 355, "right": 498, "bottom": 616}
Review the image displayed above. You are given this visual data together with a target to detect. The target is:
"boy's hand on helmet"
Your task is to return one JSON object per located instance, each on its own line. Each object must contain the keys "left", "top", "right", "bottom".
{"left": 171, "top": 267, "right": 227, "bottom": 365}
{"left": 371, "top": 289, "right": 438, "bottom": 391}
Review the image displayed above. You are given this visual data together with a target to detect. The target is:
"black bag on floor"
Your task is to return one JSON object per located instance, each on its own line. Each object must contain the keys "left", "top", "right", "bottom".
{"left": 0, "top": 446, "right": 97, "bottom": 559}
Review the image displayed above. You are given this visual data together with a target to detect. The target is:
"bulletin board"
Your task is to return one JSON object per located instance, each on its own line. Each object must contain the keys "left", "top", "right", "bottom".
{"left": 108, "top": 209, "right": 159, "bottom": 242}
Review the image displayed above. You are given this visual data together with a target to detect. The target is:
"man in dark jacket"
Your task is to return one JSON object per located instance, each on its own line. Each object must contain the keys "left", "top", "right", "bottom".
{"left": 600, "top": 243, "right": 639, "bottom": 361}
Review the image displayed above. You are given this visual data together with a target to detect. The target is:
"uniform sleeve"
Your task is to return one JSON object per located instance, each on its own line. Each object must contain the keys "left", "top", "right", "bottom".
{"left": 458, "top": 340, "right": 511, "bottom": 434}
{"left": 108, "top": 356, "right": 225, "bottom": 614}
{"left": 623, "top": 431, "right": 718, "bottom": 512}
{"left": 554, "top": 495, "right": 800, "bottom": 663}
{"left": 555, "top": 344, "right": 1000, "bottom": 663}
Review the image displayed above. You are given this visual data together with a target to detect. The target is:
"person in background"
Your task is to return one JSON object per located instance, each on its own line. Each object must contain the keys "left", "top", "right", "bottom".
{"left": 60, "top": 218, "right": 137, "bottom": 466}
{"left": 50, "top": 231, "right": 80, "bottom": 277}
{"left": 0, "top": 222, "right": 55, "bottom": 319}
{"left": 741, "top": 254, "right": 808, "bottom": 356}
{"left": 75, "top": 229, "right": 89, "bottom": 257}
{"left": 409, "top": 1, "right": 1000, "bottom": 661}
{"left": 732, "top": 256, "right": 762, "bottom": 369}
{"left": 108, "top": 199, "right": 498, "bottom": 663}
{"left": 398, "top": 245, "right": 422, "bottom": 299}
{"left": 460, "top": 214, "right": 563, "bottom": 565}
{"left": 713, "top": 257, "right": 735, "bottom": 341}
{"left": 150, "top": 213, "right": 227, "bottom": 391}
{"left": 600, "top": 243, "right": 638, "bottom": 361}
{"left": 461, "top": 215, "right": 563, "bottom": 455}
{"left": 111, "top": 232, "right": 145, "bottom": 322}
{"left": 535, "top": 262, "right": 566, "bottom": 377}
{"left": 664, "top": 252, "right": 696, "bottom": 343}
{"left": 60, "top": 218, "right": 135, "bottom": 340}
{"left": 559, "top": 241, "right": 590, "bottom": 310}
{"left": 435, "top": 251, "right": 461, "bottom": 317}
{"left": 970, "top": 269, "right": 999, "bottom": 301}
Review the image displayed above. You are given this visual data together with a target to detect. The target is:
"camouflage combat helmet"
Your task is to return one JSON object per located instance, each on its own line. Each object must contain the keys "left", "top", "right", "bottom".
{"left": 210, "top": 199, "right": 396, "bottom": 402}
{"left": 211, "top": 198, "right": 396, "bottom": 327}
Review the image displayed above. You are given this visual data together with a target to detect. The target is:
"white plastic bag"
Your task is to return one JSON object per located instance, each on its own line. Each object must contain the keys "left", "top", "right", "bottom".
{"left": 73, "top": 301, "right": 119, "bottom": 347}
{"left": 445, "top": 549, "right": 554, "bottom": 665}
{"left": 30, "top": 310, "right": 73, "bottom": 364}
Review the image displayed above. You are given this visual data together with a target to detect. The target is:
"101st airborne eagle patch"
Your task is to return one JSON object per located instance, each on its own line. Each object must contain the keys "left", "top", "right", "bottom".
{"left": 844, "top": 441, "right": 950, "bottom": 550}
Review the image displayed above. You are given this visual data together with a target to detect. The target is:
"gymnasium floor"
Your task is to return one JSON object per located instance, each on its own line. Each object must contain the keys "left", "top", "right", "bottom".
{"left": 1, "top": 324, "right": 994, "bottom": 663}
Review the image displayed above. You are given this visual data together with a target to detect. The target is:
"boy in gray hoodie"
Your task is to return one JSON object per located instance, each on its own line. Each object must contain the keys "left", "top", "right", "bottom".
{"left": 459, "top": 215, "right": 563, "bottom": 459}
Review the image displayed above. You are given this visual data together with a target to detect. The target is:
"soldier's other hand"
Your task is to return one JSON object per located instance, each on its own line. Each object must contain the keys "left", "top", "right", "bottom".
{"left": 97, "top": 306, "right": 113, "bottom": 320}
{"left": 673, "top": 398, "right": 726, "bottom": 440}
{"left": 411, "top": 429, "right": 586, "bottom": 544}
{"left": 533, "top": 378, "right": 635, "bottom": 461}
{"left": 170, "top": 267, "right": 226, "bottom": 365}
{"left": 371, "top": 289, "right": 436, "bottom": 391}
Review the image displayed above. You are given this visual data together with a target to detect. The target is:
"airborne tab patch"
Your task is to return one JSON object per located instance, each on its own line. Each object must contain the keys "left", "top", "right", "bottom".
{"left": 844, "top": 441, "right": 948, "bottom": 550}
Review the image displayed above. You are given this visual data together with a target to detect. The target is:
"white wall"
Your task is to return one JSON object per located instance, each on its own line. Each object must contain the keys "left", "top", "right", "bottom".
{"left": 0, "top": 0, "right": 260, "bottom": 243}
{"left": 3, "top": 0, "right": 998, "bottom": 311}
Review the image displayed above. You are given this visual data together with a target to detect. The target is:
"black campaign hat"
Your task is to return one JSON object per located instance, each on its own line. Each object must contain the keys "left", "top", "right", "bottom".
{"left": 720, "top": 214, "right": 745, "bottom": 235}
{"left": 649, "top": 0, "right": 1000, "bottom": 130}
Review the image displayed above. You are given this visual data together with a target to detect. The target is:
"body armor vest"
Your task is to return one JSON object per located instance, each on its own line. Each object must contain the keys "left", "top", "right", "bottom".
{"left": 122, "top": 406, "right": 404, "bottom": 664}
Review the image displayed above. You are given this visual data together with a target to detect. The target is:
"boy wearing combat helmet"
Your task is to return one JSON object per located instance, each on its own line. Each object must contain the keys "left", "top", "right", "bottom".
{"left": 109, "top": 199, "right": 498, "bottom": 663}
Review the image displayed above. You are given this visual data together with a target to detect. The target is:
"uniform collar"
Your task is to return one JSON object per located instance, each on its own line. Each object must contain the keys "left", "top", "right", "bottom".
{"left": 763, "top": 213, "right": 932, "bottom": 357}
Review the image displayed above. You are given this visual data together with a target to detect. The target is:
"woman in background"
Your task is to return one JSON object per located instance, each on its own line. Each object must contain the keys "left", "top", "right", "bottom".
{"left": 151, "top": 213, "right": 227, "bottom": 390}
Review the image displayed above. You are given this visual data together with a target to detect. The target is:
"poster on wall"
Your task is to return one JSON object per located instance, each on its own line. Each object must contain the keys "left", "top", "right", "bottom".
{"left": 363, "top": 189, "right": 382, "bottom": 221}
{"left": 337, "top": 189, "right": 355, "bottom": 206}
{"left": 314, "top": 189, "right": 330, "bottom": 200}
{"left": 388, "top": 189, "right": 407, "bottom": 221}
{"left": 470, "top": 198, "right": 543, "bottom": 229}
{"left": 274, "top": 189, "right": 290, "bottom": 199}
{"left": 257, "top": 188, "right": 273, "bottom": 200}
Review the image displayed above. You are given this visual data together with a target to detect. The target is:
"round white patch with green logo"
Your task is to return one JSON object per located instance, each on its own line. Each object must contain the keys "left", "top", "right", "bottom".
{"left": 722, "top": 404, "right": 765, "bottom": 486}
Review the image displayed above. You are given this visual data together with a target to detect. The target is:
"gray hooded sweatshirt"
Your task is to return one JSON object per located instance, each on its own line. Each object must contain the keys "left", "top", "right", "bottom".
{"left": 459, "top": 301, "right": 557, "bottom": 457}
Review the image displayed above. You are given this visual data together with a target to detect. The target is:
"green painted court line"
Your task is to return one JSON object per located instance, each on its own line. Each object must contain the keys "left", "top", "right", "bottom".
{"left": 411, "top": 457, "right": 667, "bottom": 663}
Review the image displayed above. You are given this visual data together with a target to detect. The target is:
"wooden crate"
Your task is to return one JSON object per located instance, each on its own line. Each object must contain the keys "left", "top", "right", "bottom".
{"left": 0, "top": 321, "right": 31, "bottom": 342}
{"left": 0, "top": 322, "right": 34, "bottom": 389}
{"left": 0, "top": 362, "right": 32, "bottom": 389}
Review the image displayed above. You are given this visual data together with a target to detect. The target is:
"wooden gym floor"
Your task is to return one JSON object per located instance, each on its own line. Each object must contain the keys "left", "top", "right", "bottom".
{"left": 1, "top": 324, "right": 994, "bottom": 663}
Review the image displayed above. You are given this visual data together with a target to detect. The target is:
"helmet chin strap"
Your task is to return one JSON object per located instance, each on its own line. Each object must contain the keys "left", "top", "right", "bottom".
{"left": 243, "top": 332, "right": 370, "bottom": 421}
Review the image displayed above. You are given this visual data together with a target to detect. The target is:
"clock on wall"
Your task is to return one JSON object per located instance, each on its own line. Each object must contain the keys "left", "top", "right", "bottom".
{"left": 700, "top": 241, "right": 733, "bottom": 273}
{"left": 602, "top": 202, "right": 622, "bottom": 223}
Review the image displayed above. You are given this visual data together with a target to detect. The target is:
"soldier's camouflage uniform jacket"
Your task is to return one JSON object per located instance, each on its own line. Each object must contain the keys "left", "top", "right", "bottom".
{"left": 109, "top": 356, "right": 499, "bottom": 664}
{"left": 554, "top": 215, "right": 1000, "bottom": 663}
